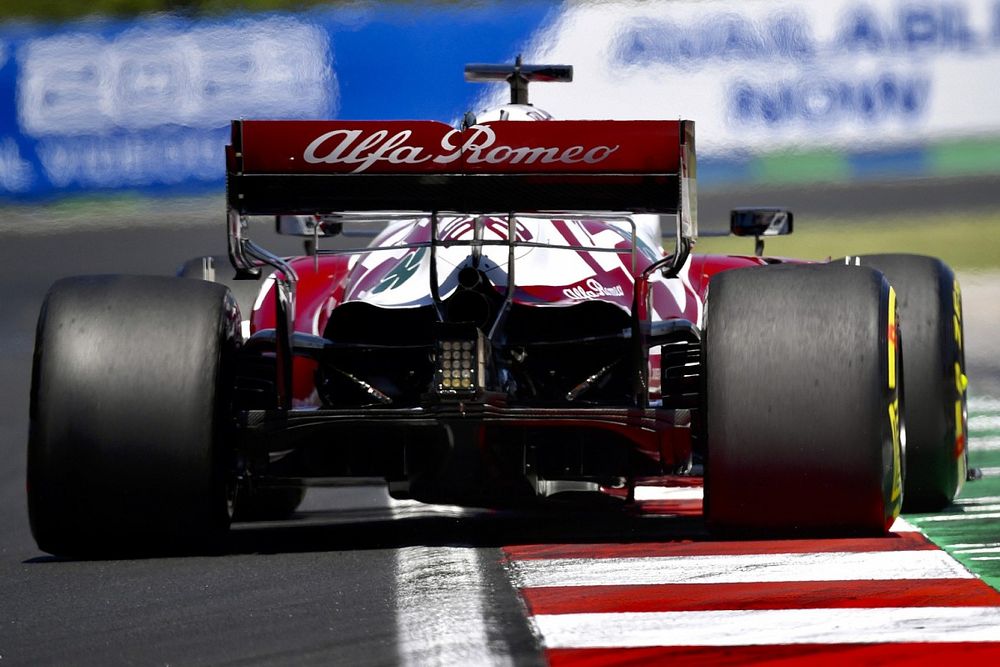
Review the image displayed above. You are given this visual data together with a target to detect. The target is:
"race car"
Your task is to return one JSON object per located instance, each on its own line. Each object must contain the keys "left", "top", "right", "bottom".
{"left": 27, "top": 61, "right": 970, "bottom": 556}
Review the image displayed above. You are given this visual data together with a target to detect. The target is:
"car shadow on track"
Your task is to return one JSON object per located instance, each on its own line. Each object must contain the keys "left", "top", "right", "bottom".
{"left": 22, "top": 497, "right": 707, "bottom": 563}
{"left": 217, "top": 483, "right": 709, "bottom": 555}
{"left": 225, "top": 507, "right": 708, "bottom": 556}
{"left": 24, "top": 486, "right": 916, "bottom": 562}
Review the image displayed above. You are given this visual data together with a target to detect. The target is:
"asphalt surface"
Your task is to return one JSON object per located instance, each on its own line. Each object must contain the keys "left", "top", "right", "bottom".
{"left": 1, "top": 177, "right": 998, "bottom": 664}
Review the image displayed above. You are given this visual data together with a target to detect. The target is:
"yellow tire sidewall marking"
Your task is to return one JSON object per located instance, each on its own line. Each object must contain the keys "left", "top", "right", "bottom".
{"left": 888, "top": 287, "right": 902, "bottom": 505}
{"left": 953, "top": 279, "right": 967, "bottom": 459}
{"left": 888, "top": 287, "right": 897, "bottom": 391}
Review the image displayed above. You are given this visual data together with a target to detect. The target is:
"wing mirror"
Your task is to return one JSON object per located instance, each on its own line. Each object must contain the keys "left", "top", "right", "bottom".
{"left": 730, "top": 208, "right": 793, "bottom": 257}
{"left": 275, "top": 215, "right": 343, "bottom": 237}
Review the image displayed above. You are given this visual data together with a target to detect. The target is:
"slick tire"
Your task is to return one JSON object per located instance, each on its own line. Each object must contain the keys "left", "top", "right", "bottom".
{"left": 704, "top": 264, "right": 903, "bottom": 535}
{"left": 28, "top": 275, "right": 240, "bottom": 557}
{"left": 853, "top": 254, "right": 968, "bottom": 511}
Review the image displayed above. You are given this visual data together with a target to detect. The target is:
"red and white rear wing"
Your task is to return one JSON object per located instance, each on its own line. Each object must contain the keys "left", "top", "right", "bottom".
{"left": 227, "top": 119, "right": 696, "bottom": 228}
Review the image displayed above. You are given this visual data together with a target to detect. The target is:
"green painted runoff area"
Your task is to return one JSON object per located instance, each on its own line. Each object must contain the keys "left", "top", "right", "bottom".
{"left": 907, "top": 398, "right": 1000, "bottom": 590}
{"left": 744, "top": 138, "right": 1000, "bottom": 186}
{"left": 752, "top": 152, "right": 852, "bottom": 185}
{"left": 930, "top": 139, "right": 1000, "bottom": 176}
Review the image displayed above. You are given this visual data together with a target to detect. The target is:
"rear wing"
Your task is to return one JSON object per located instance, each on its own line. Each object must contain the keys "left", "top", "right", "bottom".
{"left": 226, "top": 119, "right": 696, "bottom": 227}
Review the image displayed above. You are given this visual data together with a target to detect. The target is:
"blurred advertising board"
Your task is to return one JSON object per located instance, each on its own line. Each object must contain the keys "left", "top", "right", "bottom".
{"left": 1, "top": 0, "right": 999, "bottom": 199}
{"left": 0, "top": 4, "right": 551, "bottom": 199}
{"left": 507, "top": 0, "right": 1000, "bottom": 153}
{"left": 493, "top": 0, "right": 1000, "bottom": 185}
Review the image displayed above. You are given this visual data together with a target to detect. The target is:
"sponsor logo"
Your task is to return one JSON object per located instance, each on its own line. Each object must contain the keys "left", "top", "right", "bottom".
{"left": 303, "top": 124, "right": 619, "bottom": 173}
{"left": 372, "top": 247, "right": 426, "bottom": 294}
{"left": 563, "top": 277, "right": 626, "bottom": 301}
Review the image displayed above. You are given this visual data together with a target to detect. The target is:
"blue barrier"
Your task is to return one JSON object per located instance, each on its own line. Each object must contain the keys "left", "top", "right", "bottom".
{"left": 0, "top": 3, "right": 555, "bottom": 200}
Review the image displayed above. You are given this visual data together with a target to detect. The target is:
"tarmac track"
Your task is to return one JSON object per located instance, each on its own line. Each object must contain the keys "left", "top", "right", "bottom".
{"left": 1, "top": 177, "right": 999, "bottom": 665}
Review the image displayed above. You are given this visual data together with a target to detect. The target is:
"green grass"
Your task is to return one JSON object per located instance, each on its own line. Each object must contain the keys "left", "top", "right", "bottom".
{"left": 695, "top": 211, "right": 1000, "bottom": 271}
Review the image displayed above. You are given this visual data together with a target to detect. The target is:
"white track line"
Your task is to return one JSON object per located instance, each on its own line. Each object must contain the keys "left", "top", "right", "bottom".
{"left": 533, "top": 607, "right": 1000, "bottom": 648}
{"left": 955, "top": 496, "right": 1000, "bottom": 505}
{"left": 389, "top": 497, "right": 510, "bottom": 666}
{"left": 633, "top": 486, "right": 703, "bottom": 501}
{"left": 949, "top": 503, "right": 1000, "bottom": 512}
{"left": 890, "top": 517, "right": 921, "bottom": 532}
{"left": 970, "top": 436, "right": 1000, "bottom": 451}
{"left": 393, "top": 547, "right": 511, "bottom": 665}
{"left": 969, "top": 415, "right": 1000, "bottom": 431}
{"left": 509, "top": 550, "right": 971, "bottom": 588}
{"left": 969, "top": 398, "right": 1000, "bottom": 412}
{"left": 911, "top": 511, "right": 1000, "bottom": 522}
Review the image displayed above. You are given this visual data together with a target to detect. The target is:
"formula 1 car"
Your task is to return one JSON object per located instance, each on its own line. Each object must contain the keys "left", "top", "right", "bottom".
{"left": 28, "top": 62, "right": 970, "bottom": 556}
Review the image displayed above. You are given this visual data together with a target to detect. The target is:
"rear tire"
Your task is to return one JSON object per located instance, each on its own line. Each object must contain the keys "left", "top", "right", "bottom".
{"left": 854, "top": 254, "right": 967, "bottom": 510}
{"left": 704, "top": 264, "right": 903, "bottom": 535}
{"left": 28, "top": 275, "right": 240, "bottom": 557}
{"left": 178, "top": 256, "right": 304, "bottom": 519}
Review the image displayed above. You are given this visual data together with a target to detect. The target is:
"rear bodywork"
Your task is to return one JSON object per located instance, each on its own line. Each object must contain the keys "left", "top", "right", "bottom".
{"left": 225, "top": 117, "right": 761, "bottom": 506}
